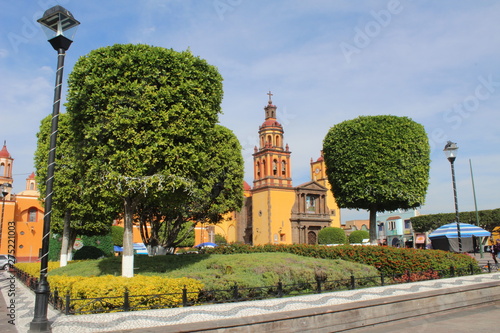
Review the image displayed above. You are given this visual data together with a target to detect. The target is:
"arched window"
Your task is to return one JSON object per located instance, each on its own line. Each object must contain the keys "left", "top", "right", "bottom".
{"left": 267, "top": 135, "right": 272, "bottom": 146}
{"left": 256, "top": 162, "right": 261, "bottom": 177}
{"left": 281, "top": 160, "right": 286, "bottom": 175}
{"left": 262, "top": 159, "right": 267, "bottom": 176}
{"left": 0, "top": 163, "right": 4, "bottom": 176}
{"left": 273, "top": 159, "right": 278, "bottom": 175}
{"left": 28, "top": 208, "right": 37, "bottom": 222}
{"left": 276, "top": 135, "right": 280, "bottom": 147}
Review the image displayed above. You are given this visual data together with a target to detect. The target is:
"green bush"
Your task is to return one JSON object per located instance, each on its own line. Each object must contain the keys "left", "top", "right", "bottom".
{"left": 205, "top": 244, "right": 480, "bottom": 276}
{"left": 349, "top": 230, "right": 370, "bottom": 244}
{"left": 318, "top": 227, "right": 346, "bottom": 244}
{"left": 111, "top": 226, "right": 124, "bottom": 247}
{"left": 73, "top": 246, "right": 106, "bottom": 260}
{"left": 214, "top": 234, "right": 227, "bottom": 245}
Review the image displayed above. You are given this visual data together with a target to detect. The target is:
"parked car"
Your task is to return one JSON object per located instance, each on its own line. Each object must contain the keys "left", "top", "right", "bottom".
{"left": 0, "top": 254, "right": 16, "bottom": 270}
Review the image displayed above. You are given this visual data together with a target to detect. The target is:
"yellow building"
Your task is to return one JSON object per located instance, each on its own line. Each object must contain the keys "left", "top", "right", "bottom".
{"left": 197, "top": 93, "right": 341, "bottom": 246}
{"left": 0, "top": 144, "right": 44, "bottom": 262}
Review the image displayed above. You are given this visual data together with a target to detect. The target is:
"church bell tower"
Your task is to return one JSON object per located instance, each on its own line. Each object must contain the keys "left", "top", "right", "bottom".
{"left": 252, "top": 92, "right": 292, "bottom": 189}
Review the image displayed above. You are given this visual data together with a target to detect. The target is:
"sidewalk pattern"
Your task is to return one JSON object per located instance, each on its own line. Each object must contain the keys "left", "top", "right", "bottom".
{"left": 2, "top": 271, "right": 499, "bottom": 333}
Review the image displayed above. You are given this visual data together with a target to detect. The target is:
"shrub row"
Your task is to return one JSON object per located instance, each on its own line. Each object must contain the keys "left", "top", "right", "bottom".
{"left": 203, "top": 243, "right": 480, "bottom": 275}
{"left": 48, "top": 275, "right": 203, "bottom": 313}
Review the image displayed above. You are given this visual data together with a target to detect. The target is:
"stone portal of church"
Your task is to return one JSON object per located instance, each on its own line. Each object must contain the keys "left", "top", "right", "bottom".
{"left": 290, "top": 181, "right": 332, "bottom": 244}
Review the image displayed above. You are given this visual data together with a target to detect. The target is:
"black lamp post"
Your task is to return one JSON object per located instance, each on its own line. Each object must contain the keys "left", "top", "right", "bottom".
{"left": 0, "top": 183, "right": 12, "bottom": 249}
{"left": 444, "top": 141, "right": 462, "bottom": 253}
{"left": 29, "top": 6, "right": 79, "bottom": 333}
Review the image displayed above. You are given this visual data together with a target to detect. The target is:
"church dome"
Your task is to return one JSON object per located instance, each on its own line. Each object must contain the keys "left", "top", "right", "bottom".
{"left": 261, "top": 119, "right": 281, "bottom": 128}
{"left": 0, "top": 144, "right": 11, "bottom": 158}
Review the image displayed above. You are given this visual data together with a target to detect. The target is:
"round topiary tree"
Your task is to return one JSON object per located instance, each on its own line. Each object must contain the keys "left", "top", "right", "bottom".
{"left": 323, "top": 115, "right": 430, "bottom": 244}
{"left": 318, "top": 227, "right": 346, "bottom": 244}
{"left": 349, "top": 230, "right": 370, "bottom": 244}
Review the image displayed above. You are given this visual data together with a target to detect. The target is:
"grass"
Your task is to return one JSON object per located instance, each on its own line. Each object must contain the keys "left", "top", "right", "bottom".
{"left": 48, "top": 253, "right": 380, "bottom": 290}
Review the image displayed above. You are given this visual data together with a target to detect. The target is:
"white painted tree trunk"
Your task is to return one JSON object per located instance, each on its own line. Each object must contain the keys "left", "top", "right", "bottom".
{"left": 59, "top": 210, "right": 71, "bottom": 267}
{"left": 122, "top": 198, "right": 135, "bottom": 277}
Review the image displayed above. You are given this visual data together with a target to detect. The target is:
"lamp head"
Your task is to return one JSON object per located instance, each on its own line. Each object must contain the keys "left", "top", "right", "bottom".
{"left": 37, "top": 5, "right": 79, "bottom": 50}
{"left": 443, "top": 141, "right": 458, "bottom": 162}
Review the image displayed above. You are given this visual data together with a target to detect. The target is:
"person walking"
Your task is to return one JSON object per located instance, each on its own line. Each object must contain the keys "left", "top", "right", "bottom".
{"left": 492, "top": 239, "right": 500, "bottom": 265}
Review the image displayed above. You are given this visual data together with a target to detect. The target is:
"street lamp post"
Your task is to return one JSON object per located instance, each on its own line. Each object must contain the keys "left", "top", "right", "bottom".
{"left": 444, "top": 141, "right": 462, "bottom": 253}
{"left": 29, "top": 6, "right": 79, "bottom": 333}
{"left": 0, "top": 183, "right": 12, "bottom": 249}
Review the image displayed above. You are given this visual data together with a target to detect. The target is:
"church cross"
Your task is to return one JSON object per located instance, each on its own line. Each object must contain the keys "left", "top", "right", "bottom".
{"left": 267, "top": 91, "right": 273, "bottom": 103}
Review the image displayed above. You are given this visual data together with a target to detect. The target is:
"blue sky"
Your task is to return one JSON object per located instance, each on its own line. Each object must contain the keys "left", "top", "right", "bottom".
{"left": 1, "top": 0, "right": 499, "bottom": 223}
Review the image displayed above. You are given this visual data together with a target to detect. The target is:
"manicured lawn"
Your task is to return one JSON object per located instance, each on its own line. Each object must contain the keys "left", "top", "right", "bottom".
{"left": 48, "top": 252, "right": 379, "bottom": 289}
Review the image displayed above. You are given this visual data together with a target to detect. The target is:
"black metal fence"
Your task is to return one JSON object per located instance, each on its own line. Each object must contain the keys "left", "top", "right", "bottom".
{"left": 10, "top": 263, "right": 482, "bottom": 315}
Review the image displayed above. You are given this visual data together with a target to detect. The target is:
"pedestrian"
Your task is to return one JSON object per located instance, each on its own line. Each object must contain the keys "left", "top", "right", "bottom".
{"left": 491, "top": 239, "right": 500, "bottom": 264}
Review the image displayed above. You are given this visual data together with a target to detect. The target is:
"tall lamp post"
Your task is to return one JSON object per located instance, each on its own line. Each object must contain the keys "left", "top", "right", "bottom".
{"left": 0, "top": 183, "right": 12, "bottom": 249}
{"left": 444, "top": 141, "right": 462, "bottom": 253}
{"left": 29, "top": 6, "right": 79, "bottom": 333}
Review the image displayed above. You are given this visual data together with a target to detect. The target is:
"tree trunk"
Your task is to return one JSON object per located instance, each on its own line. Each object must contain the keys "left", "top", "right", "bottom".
{"left": 369, "top": 207, "right": 378, "bottom": 245}
{"left": 59, "top": 210, "right": 71, "bottom": 267}
{"left": 122, "top": 197, "right": 136, "bottom": 277}
{"left": 67, "top": 229, "right": 77, "bottom": 262}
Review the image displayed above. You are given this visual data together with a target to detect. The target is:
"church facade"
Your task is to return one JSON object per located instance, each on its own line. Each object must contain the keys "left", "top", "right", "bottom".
{"left": 0, "top": 143, "right": 45, "bottom": 261}
{"left": 198, "top": 94, "right": 341, "bottom": 246}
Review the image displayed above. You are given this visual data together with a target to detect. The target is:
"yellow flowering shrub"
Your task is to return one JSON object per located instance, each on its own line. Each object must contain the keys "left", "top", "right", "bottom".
{"left": 46, "top": 275, "right": 203, "bottom": 314}
{"left": 15, "top": 262, "right": 61, "bottom": 276}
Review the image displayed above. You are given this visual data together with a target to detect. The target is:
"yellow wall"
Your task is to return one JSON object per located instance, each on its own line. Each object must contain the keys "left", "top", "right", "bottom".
{"left": 0, "top": 193, "right": 44, "bottom": 261}
{"left": 252, "top": 187, "right": 295, "bottom": 245}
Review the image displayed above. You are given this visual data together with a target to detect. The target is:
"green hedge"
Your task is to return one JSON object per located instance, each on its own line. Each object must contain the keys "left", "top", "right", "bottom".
{"left": 204, "top": 243, "right": 479, "bottom": 276}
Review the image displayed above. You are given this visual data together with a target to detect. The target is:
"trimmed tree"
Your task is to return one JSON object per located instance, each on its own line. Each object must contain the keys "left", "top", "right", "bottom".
{"left": 66, "top": 44, "right": 229, "bottom": 277}
{"left": 35, "top": 113, "right": 119, "bottom": 266}
{"left": 318, "top": 227, "right": 346, "bottom": 244}
{"left": 349, "top": 230, "right": 370, "bottom": 244}
{"left": 323, "top": 115, "right": 430, "bottom": 244}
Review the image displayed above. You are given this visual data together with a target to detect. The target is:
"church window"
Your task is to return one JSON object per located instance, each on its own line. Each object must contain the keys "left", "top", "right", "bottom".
{"left": 276, "top": 135, "right": 280, "bottom": 147}
{"left": 256, "top": 162, "right": 260, "bottom": 177}
{"left": 28, "top": 208, "right": 37, "bottom": 222}
{"left": 281, "top": 160, "right": 286, "bottom": 175}
{"left": 30, "top": 182, "right": 35, "bottom": 190}
{"left": 0, "top": 163, "right": 4, "bottom": 176}
{"left": 273, "top": 159, "right": 278, "bottom": 175}
{"left": 267, "top": 135, "right": 272, "bottom": 146}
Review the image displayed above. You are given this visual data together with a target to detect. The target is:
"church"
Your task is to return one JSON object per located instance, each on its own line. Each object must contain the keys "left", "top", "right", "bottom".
{"left": 196, "top": 93, "right": 341, "bottom": 246}
{"left": 0, "top": 143, "right": 45, "bottom": 261}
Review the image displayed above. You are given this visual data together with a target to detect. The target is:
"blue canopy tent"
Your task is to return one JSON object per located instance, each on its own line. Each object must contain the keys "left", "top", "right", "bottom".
{"left": 428, "top": 222, "right": 490, "bottom": 252}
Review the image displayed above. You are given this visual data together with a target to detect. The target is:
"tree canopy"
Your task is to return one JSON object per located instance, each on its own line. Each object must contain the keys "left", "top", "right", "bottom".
{"left": 323, "top": 115, "right": 430, "bottom": 243}
{"left": 65, "top": 44, "right": 241, "bottom": 277}
{"left": 410, "top": 208, "right": 500, "bottom": 233}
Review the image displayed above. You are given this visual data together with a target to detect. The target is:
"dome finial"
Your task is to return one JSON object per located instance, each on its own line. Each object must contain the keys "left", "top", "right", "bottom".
{"left": 267, "top": 90, "right": 273, "bottom": 104}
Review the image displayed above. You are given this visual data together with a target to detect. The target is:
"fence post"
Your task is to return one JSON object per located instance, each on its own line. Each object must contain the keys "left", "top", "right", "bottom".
{"left": 487, "top": 262, "right": 492, "bottom": 273}
{"left": 123, "top": 289, "right": 130, "bottom": 312}
{"left": 469, "top": 263, "right": 474, "bottom": 275}
{"left": 277, "top": 281, "right": 283, "bottom": 298}
{"left": 65, "top": 294, "right": 71, "bottom": 315}
{"left": 182, "top": 286, "right": 188, "bottom": 307}
{"left": 380, "top": 272, "right": 385, "bottom": 286}
{"left": 53, "top": 288, "right": 59, "bottom": 309}
{"left": 450, "top": 266, "right": 455, "bottom": 277}
{"left": 350, "top": 275, "right": 355, "bottom": 290}
{"left": 316, "top": 278, "right": 322, "bottom": 294}
{"left": 232, "top": 284, "right": 239, "bottom": 300}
